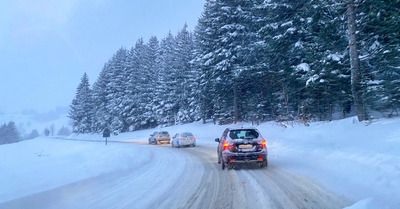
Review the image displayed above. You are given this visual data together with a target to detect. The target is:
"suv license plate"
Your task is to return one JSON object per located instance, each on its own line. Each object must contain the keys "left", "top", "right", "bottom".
{"left": 239, "top": 144, "right": 252, "bottom": 149}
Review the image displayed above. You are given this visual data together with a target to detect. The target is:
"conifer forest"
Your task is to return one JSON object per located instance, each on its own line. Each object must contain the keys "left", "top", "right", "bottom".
{"left": 69, "top": 0, "right": 400, "bottom": 133}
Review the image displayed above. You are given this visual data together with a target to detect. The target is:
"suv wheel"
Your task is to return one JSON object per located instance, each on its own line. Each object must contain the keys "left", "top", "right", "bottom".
{"left": 259, "top": 160, "right": 268, "bottom": 168}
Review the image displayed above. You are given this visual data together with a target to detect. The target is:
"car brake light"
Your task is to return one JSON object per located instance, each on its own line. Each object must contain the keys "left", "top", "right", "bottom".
{"left": 258, "top": 139, "right": 267, "bottom": 148}
{"left": 192, "top": 136, "right": 195, "bottom": 139}
{"left": 223, "top": 142, "right": 229, "bottom": 150}
{"left": 179, "top": 137, "right": 183, "bottom": 140}
{"left": 223, "top": 142, "right": 236, "bottom": 151}
{"left": 157, "top": 136, "right": 160, "bottom": 139}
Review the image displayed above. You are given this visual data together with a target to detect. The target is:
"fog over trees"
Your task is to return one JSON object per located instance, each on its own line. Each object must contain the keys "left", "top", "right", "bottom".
{"left": 0, "top": 121, "right": 20, "bottom": 145}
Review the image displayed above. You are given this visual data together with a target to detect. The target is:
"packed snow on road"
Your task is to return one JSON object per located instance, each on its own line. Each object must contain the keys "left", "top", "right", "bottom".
{"left": 0, "top": 117, "right": 399, "bottom": 209}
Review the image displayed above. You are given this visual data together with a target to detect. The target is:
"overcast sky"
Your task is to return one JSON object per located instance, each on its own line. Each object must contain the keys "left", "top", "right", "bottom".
{"left": 0, "top": 0, "right": 205, "bottom": 114}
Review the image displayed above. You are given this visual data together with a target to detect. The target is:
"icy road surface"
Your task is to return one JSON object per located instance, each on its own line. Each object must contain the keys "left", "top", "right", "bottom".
{"left": 0, "top": 140, "right": 350, "bottom": 209}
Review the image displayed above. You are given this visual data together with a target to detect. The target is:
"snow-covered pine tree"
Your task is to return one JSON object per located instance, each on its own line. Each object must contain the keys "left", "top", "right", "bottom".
{"left": 295, "top": 0, "right": 352, "bottom": 121}
{"left": 127, "top": 38, "right": 151, "bottom": 130}
{"left": 174, "top": 24, "right": 197, "bottom": 124}
{"left": 257, "top": 0, "right": 312, "bottom": 121}
{"left": 119, "top": 47, "right": 137, "bottom": 131}
{"left": 231, "top": 0, "right": 273, "bottom": 122}
{"left": 194, "top": 0, "right": 218, "bottom": 123}
{"left": 356, "top": 0, "right": 400, "bottom": 117}
{"left": 105, "top": 47, "right": 131, "bottom": 132}
{"left": 133, "top": 37, "right": 160, "bottom": 129}
{"left": 195, "top": 0, "right": 261, "bottom": 124}
{"left": 69, "top": 72, "right": 94, "bottom": 133}
{"left": 157, "top": 32, "right": 176, "bottom": 126}
{"left": 91, "top": 63, "right": 112, "bottom": 132}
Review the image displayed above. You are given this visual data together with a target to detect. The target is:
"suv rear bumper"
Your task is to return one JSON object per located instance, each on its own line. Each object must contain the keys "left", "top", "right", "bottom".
{"left": 222, "top": 150, "right": 267, "bottom": 163}
{"left": 157, "top": 139, "right": 170, "bottom": 144}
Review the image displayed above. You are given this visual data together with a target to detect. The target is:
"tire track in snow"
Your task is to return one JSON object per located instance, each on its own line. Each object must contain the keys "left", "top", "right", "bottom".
{"left": 177, "top": 145, "right": 351, "bottom": 209}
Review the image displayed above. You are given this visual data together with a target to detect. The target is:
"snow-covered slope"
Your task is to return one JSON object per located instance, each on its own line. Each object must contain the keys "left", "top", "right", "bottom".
{"left": 0, "top": 117, "right": 399, "bottom": 208}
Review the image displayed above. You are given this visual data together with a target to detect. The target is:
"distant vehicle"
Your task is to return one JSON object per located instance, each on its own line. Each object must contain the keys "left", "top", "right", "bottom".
{"left": 215, "top": 128, "right": 268, "bottom": 170}
{"left": 149, "top": 131, "right": 171, "bottom": 145}
{"left": 171, "top": 132, "right": 196, "bottom": 148}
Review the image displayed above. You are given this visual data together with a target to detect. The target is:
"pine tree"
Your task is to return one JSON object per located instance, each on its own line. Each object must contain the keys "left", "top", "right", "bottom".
{"left": 257, "top": 0, "right": 312, "bottom": 121}
{"left": 173, "top": 24, "right": 197, "bottom": 124}
{"left": 92, "top": 63, "right": 112, "bottom": 132}
{"left": 195, "top": 0, "right": 263, "bottom": 124}
{"left": 127, "top": 38, "right": 148, "bottom": 130}
{"left": 142, "top": 36, "right": 160, "bottom": 128}
{"left": 0, "top": 121, "right": 20, "bottom": 144}
{"left": 69, "top": 72, "right": 94, "bottom": 133}
{"left": 194, "top": 0, "right": 218, "bottom": 123}
{"left": 105, "top": 47, "right": 131, "bottom": 132}
{"left": 158, "top": 32, "right": 177, "bottom": 125}
{"left": 127, "top": 37, "right": 160, "bottom": 130}
{"left": 295, "top": 0, "right": 351, "bottom": 121}
{"left": 356, "top": 0, "right": 400, "bottom": 117}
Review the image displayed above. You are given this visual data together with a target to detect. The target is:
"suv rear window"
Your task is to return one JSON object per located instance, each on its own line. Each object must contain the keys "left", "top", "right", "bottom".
{"left": 159, "top": 131, "right": 169, "bottom": 135}
{"left": 229, "top": 129, "right": 259, "bottom": 139}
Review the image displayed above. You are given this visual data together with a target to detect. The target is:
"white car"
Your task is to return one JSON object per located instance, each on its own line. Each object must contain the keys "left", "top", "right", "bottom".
{"left": 171, "top": 132, "right": 196, "bottom": 148}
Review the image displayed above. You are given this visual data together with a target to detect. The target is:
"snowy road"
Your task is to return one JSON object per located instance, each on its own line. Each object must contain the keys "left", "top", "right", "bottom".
{"left": 0, "top": 140, "right": 350, "bottom": 209}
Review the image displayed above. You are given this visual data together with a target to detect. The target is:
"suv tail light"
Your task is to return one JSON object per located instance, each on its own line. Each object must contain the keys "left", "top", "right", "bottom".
{"left": 223, "top": 141, "right": 236, "bottom": 151}
{"left": 258, "top": 139, "right": 267, "bottom": 148}
{"left": 223, "top": 142, "right": 229, "bottom": 150}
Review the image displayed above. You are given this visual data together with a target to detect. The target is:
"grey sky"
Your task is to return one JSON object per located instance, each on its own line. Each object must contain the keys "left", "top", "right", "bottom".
{"left": 0, "top": 0, "right": 205, "bottom": 114}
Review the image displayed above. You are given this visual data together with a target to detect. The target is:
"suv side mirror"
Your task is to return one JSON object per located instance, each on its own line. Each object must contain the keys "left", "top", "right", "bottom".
{"left": 215, "top": 138, "right": 220, "bottom": 143}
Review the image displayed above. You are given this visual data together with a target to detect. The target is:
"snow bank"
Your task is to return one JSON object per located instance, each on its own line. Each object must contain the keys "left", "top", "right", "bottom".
{"left": 260, "top": 117, "right": 400, "bottom": 209}
{"left": 0, "top": 137, "right": 150, "bottom": 202}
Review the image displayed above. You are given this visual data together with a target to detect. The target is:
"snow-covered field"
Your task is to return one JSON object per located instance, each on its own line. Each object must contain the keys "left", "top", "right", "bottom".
{"left": 0, "top": 116, "right": 399, "bottom": 209}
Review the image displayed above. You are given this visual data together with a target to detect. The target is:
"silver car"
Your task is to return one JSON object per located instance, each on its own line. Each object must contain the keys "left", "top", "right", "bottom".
{"left": 171, "top": 132, "right": 196, "bottom": 148}
{"left": 149, "top": 131, "right": 171, "bottom": 145}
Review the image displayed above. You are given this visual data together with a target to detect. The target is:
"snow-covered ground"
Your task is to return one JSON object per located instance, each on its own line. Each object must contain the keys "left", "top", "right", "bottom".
{"left": 0, "top": 116, "right": 399, "bottom": 208}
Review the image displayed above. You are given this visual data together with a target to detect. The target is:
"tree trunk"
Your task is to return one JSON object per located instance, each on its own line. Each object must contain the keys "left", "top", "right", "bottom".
{"left": 233, "top": 84, "right": 240, "bottom": 123}
{"left": 347, "top": 0, "right": 365, "bottom": 121}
